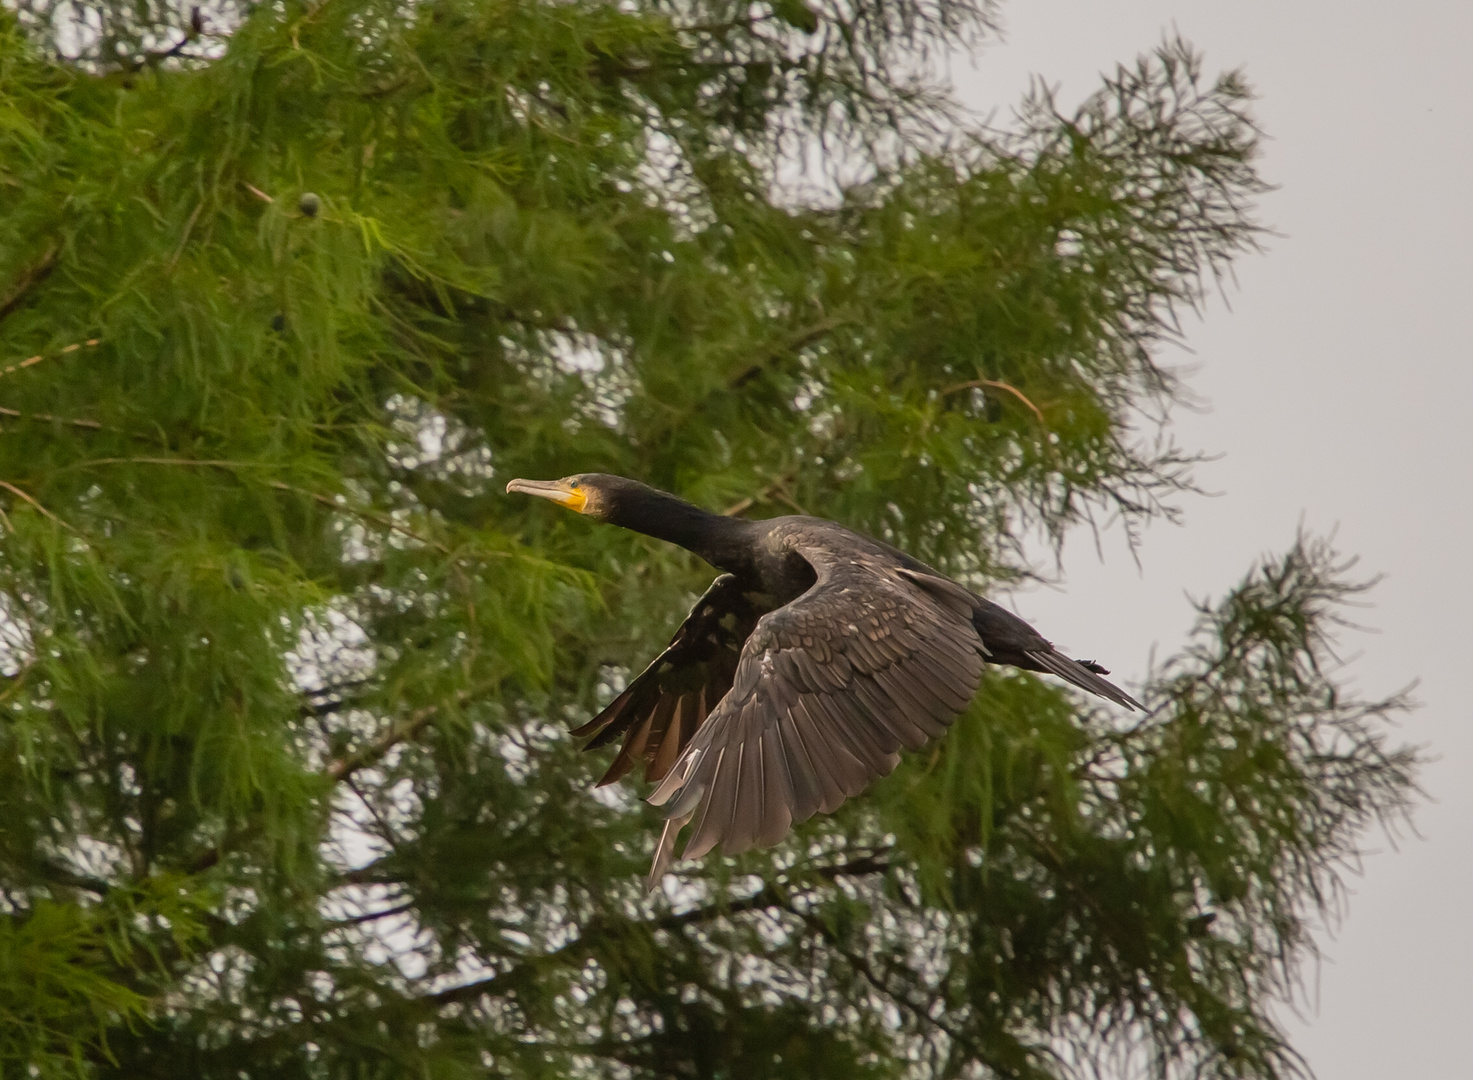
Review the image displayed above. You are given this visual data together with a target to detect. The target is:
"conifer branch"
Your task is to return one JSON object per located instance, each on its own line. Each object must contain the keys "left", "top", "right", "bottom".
{"left": 421, "top": 853, "right": 892, "bottom": 1007}
{"left": 0, "top": 479, "right": 71, "bottom": 529}
{"left": 0, "top": 338, "right": 103, "bottom": 379}
{"left": 331, "top": 857, "right": 398, "bottom": 887}
{"left": 0, "top": 242, "right": 59, "bottom": 323}
{"left": 654, "top": 851, "right": 891, "bottom": 929}
{"left": 0, "top": 406, "right": 104, "bottom": 430}
{"left": 166, "top": 200, "right": 205, "bottom": 272}
{"left": 326, "top": 900, "right": 415, "bottom": 928}
{"left": 119, "top": 7, "right": 207, "bottom": 73}
{"left": 727, "top": 315, "right": 848, "bottom": 389}
{"left": 326, "top": 704, "right": 440, "bottom": 782}
{"left": 722, "top": 467, "right": 801, "bottom": 516}
{"left": 942, "top": 377, "right": 1047, "bottom": 424}
{"left": 71, "top": 458, "right": 454, "bottom": 555}
{"left": 267, "top": 481, "right": 452, "bottom": 555}
{"left": 795, "top": 905, "right": 967, "bottom": 1043}
{"left": 326, "top": 680, "right": 494, "bottom": 783}
{"left": 648, "top": 315, "right": 849, "bottom": 445}
{"left": 37, "top": 860, "right": 111, "bottom": 897}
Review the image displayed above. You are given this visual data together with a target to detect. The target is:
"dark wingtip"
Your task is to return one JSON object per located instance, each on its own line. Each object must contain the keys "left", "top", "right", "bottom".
{"left": 570, "top": 685, "right": 638, "bottom": 747}
{"left": 569, "top": 715, "right": 605, "bottom": 739}
{"left": 595, "top": 755, "right": 634, "bottom": 787}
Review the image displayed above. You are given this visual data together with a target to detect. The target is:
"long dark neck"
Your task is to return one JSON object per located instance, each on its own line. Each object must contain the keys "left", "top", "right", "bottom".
{"left": 608, "top": 487, "right": 754, "bottom": 573}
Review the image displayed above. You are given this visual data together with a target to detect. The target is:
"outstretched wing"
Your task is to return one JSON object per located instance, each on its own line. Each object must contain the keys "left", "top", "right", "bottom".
{"left": 571, "top": 575, "right": 765, "bottom": 787}
{"left": 645, "top": 540, "right": 988, "bottom": 870}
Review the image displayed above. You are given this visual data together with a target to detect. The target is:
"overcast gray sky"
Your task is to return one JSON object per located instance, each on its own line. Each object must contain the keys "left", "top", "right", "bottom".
{"left": 949, "top": 2, "right": 1472, "bottom": 1076}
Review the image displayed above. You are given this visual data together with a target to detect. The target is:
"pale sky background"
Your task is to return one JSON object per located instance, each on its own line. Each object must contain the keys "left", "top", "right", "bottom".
{"left": 950, "top": 2, "right": 1471, "bottom": 1077}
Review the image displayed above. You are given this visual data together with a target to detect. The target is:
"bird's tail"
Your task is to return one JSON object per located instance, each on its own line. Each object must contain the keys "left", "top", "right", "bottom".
{"left": 1023, "top": 648, "right": 1143, "bottom": 711}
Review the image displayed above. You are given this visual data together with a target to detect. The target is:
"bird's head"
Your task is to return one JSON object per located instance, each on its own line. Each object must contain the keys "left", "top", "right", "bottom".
{"left": 504, "top": 473, "right": 652, "bottom": 523}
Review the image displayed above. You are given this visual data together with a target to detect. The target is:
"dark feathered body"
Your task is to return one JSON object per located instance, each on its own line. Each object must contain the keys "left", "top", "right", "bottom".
{"left": 507, "top": 474, "right": 1140, "bottom": 888}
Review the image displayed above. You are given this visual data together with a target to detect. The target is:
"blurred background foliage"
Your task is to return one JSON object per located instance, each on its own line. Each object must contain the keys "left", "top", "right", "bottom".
{"left": 0, "top": 1, "right": 1415, "bottom": 1077}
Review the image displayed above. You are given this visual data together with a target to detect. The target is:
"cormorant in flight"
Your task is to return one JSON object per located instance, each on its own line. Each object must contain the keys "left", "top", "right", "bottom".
{"left": 507, "top": 473, "right": 1140, "bottom": 888}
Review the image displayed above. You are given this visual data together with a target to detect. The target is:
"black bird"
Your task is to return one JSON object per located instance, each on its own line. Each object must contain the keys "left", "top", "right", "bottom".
{"left": 507, "top": 473, "right": 1140, "bottom": 888}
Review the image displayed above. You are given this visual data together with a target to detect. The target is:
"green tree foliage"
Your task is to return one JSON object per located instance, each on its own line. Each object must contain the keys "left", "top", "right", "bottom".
{"left": 0, "top": 2, "right": 1415, "bottom": 1077}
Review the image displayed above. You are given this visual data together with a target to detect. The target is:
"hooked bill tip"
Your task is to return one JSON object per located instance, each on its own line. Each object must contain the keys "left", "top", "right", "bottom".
{"left": 504, "top": 478, "right": 587, "bottom": 513}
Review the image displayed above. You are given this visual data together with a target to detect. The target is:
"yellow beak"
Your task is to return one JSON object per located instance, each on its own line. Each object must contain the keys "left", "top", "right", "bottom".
{"left": 505, "top": 478, "right": 588, "bottom": 514}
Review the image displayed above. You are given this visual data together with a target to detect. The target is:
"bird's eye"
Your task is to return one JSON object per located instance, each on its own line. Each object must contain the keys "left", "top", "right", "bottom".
{"left": 568, "top": 480, "right": 580, "bottom": 489}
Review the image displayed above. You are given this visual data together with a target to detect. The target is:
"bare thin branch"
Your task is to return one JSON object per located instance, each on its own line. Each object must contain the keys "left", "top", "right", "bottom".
{"left": 941, "top": 378, "right": 1047, "bottom": 424}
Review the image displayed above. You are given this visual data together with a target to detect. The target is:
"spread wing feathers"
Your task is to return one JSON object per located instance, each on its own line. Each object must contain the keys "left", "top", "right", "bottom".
{"left": 570, "top": 575, "right": 764, "bottom": 787}
{"left": 646, "top": 545, "right": 988, "bottom": 868}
